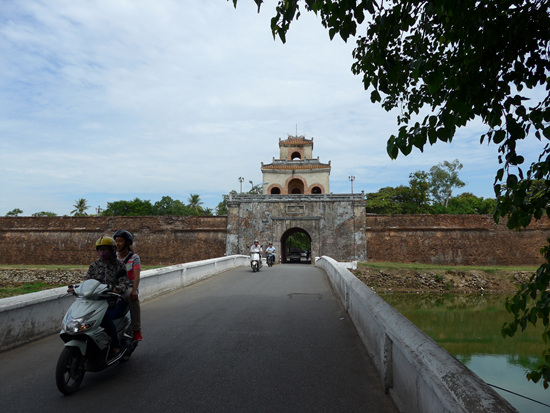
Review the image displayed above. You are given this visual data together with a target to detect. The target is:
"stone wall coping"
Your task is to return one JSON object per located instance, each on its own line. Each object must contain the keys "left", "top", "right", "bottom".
{"left": 316, "top": 256, "right": 516, "bottom": 413}
{"left": 228, "top": 193, "right": 365, "bottom": 203}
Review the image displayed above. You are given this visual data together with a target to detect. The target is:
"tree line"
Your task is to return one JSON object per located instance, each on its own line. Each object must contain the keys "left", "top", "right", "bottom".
{"left": 3, "top": 186, "right": 265, "bottom": 217}
{"left": 365, "top": 159, "right": 497, "bottom": 215}
{"left": 5, "top": 165, "right": 494, "bottom": 218}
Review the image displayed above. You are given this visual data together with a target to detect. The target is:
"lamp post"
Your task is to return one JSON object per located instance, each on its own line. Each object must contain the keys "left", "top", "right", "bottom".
{"left": 348, "top": 176, "right": 355, "bottom": 194}
{"left": 348, "top": 176, "right": 356, "bottom": 261}
{"left": 238, "top": 177, "right": 244, "bottom": 193}
{"left": 249, "top": 180, "right": 254, "bottom": 191}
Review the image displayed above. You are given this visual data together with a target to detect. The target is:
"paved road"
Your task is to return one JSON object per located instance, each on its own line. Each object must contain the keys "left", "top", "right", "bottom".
{"left": 0, "top": 264, "right": 396, "bottom": 413}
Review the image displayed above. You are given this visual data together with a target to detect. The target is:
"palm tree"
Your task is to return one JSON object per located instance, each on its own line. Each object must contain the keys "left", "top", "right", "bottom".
{"left": 71, "top": 198, "right": 90, "bottom": 216}
{"left": 187, "top": 194, "right": 203, "bottom": 215}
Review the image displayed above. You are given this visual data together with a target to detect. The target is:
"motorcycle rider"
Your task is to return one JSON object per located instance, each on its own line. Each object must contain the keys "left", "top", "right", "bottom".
{"left": 250, "top": 240, "right": 263, "bottom": 268}
{"left": 84, "top": 236, "right": 129, "bottom": 356}
{"left": 113, "top": 229, "right": 143, "bottom": 341}
{"left": 265, "top": 242, "right": 276, "bottom": 265}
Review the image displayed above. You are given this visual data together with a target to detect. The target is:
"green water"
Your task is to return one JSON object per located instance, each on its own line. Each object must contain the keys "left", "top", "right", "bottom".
{"left": 379, "top": 293, "right": 550, "bottom": 413}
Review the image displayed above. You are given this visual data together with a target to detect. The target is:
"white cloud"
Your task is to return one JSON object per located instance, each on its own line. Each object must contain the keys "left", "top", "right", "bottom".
{"left": 0, "top": 0, "right": 544, "bottom": 216}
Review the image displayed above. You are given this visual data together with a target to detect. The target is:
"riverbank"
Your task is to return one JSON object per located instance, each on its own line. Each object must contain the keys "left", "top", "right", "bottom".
{"left": 351, "top": 265, "right": 533, "bottom": 293}
{"left": 0, "top": 269, "right": 85, "bottom": 298}
{"left": 0, "top": 265, "right": 536, "bottom": 297}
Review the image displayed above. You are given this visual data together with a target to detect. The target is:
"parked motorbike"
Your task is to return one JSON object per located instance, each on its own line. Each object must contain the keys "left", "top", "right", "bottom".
{"left": 55, "top": 279, "right": 138, "bottom": 395}
{"left": 266, "top": 252, "right": 275, "bottom": 267}
{"left": 250, "top": 251, "right": 262, "bottom": 272}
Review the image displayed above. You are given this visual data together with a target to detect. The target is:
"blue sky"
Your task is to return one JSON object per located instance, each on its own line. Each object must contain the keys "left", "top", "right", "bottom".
{"left": 0, "top": 0, "right": 546, "bottom": 216}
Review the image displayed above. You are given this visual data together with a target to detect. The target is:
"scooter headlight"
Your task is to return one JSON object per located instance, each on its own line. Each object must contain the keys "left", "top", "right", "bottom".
{"left": 64, "top": 318, "right": 96, "bottom": 334}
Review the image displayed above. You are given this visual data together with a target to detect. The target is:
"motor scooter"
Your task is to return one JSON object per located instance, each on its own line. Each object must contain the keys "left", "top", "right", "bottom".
{"left": 266, "top": 252, "right": 275, "bottom": 267}
{"left": 250, "top": 251, "right": 262, "bottom": 272}
{"left": 55, "top": 279, "right": 138, "bottom": 395}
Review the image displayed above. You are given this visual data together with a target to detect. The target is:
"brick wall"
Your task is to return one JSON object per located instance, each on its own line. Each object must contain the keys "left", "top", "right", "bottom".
{"left": 0, "top": 216, "right": 227, "bottom": 266}
{"left": 2, "top": 214, "right": 549, "bottom": 267}
{"left": 365, "top": 214, "right": 550, "bottom": 266}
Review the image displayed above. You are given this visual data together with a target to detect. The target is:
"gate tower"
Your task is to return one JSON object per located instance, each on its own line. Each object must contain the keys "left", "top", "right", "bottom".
{"left": 226, "top": 134, "right": 365, "bottom": 263}
{"left": 261, "top": 135, "right": 331, "bottom": 195}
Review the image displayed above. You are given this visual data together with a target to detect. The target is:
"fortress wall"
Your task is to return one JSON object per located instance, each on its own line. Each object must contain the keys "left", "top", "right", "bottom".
{"left": 1, "top": 214, "right": 550, "bottom": 267}
{"left": 365, "top": 214, "right": 550, "bottom": 266}
{"left": 0, "top": 216, "right": 227, "bottom": 266}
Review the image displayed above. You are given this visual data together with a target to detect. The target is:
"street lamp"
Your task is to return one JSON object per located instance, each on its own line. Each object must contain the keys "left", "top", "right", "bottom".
{"left": 348, "top": 176, "right": 355, "bottom": 194}
{"left": 249, "top": 180, "right": 254, "bottom": 191}
{"left": 238, "top": 177, "right": 244, "bottom": 193}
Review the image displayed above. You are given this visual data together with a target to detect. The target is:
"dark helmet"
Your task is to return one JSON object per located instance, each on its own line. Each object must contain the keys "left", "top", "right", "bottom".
{"left": 113, "top": 229, "right": 133, "bottom": 245}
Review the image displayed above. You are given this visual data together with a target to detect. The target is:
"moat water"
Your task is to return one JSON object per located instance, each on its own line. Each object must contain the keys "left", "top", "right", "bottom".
{"left": 379, "top": 293, "right": 550, "bottom": 413}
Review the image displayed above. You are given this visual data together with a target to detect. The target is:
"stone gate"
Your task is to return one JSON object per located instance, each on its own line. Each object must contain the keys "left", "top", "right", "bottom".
{"left": 225, "top": 193, "right": 366, "bottom": 262}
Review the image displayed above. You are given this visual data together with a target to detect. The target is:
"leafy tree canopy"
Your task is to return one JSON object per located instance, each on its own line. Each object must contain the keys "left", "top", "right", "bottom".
{"left": 286, "top": 232, "right": 311, "bottom": 251}
{"left": 216, "top": 191, "right": 238, "bottom": 216}
{"left": 366, "top": 185, "right": 432, "bottom": 214}
{"left": 446, "top": 193, "right": 497, "bottom": 215}
{"left": 152, "top": 196, "right": 192, "bottom": 216}
{"left": 102, "top": 196, "right": 214, "bottom": 217}
{"left": 32, "top": 211, "right": 58, "bottom": 217}
{"left": 366, "top": 160, "right": 476, "bottom": 213}
{"left": 102, "top": 198, "right": 153, "bottom": 216}
{"left": 231, "top": 0, "right": 550, "bottom": 385}
{"left": 429, "top": 159, "right": 466, "bottom": 207}
{"left": 5, "top": 208, "right": 23, "bottom": 217}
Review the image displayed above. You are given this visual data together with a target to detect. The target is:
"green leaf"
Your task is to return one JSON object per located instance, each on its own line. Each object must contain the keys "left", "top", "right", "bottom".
{"left": 370, "top": 90, "right": 381, "bottom": 103}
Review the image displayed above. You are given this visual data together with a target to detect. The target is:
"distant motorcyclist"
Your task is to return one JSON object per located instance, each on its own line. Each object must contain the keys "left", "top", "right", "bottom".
{"left": 265, "top": 243, "right": 276, "bottom": 266}
{"left": 250, "top": 240, "right": 263, "bottom": 255}
{"left": 250, "top": 240, "right": 263, "bottom": 268}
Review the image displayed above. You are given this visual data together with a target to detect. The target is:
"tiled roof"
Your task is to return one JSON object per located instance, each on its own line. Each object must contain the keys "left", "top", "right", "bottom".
{"left": 262, "top": 163, "right": 330, "bottom": 170}
{"left": 279, "top": 136, "right": 313, "bottom": 146}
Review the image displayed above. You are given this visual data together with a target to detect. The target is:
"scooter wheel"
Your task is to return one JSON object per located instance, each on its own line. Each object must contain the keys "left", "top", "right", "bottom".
{"left": 56, "top": 347, "right": 86, "bottom": 395}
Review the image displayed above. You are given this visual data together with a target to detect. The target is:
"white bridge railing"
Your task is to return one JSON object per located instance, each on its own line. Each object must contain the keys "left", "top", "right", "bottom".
{"left": 0, "top": 255, "right": 248, "bottom": 352}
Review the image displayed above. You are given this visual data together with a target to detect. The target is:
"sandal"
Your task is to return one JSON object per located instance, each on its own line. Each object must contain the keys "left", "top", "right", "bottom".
{"left": 108, "top": 347, "right": 121, "bottom": 357}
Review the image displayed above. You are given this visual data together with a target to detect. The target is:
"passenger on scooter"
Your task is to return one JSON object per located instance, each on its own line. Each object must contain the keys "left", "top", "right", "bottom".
{"left": 113, "top": 229, "right": 143, "bottom": 341}
{"left": 86, "top": 236, "right": 129, "bottom": 356}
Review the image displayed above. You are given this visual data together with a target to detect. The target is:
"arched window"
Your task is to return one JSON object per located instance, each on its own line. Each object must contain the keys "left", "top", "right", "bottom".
{"left": 271, "top": 187, "right": 281, "bottom": 194}
{"left": 291, "top": 151, "right": 302, "bottom": 160}
{"left": 288, "top": 178, "right": 304, "bottom": 194}
{"left": 311, "top": 186, "right": 322, "bottom": 194}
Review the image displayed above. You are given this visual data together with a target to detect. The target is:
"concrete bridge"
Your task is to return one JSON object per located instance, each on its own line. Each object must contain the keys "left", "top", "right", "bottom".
{"left": 0, "top": 257, "right": 515, "bottom": 412}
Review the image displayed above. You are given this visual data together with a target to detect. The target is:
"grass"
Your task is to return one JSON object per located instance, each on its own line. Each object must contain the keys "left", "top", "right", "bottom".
{"left": 0, "top": 282, "right": 66, "bottom": 299}
{"left": 0, "top": 264, "right": 163, "bottom": 270}
{"left": 0, "top": 264, "right": 165, "bottom": 298}
{"left": 0, "top": 264, "right": 88, "bottom": 270}
{"left": 357, "top": 261, "right": 539, "bottom": 273}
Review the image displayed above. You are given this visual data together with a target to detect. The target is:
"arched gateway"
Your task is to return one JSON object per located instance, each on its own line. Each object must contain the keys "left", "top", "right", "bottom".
{"left": 225, "top": 134, "right": 366, "bottom": 262}
{"left": 225, "top": 193, "right": 365, "bottom": 262}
